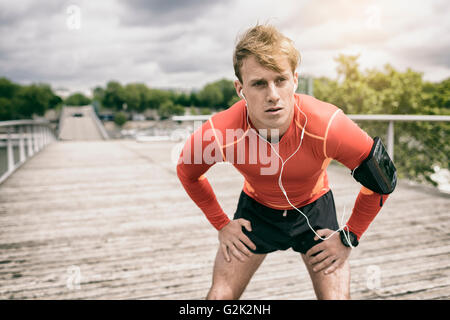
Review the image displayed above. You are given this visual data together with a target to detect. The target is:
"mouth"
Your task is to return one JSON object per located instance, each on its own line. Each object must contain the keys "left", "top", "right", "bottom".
{"left": 265, "top": 107, "right": 283, "bottom": 114}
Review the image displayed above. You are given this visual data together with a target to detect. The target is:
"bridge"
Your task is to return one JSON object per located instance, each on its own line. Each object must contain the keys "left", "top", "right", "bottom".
{"left": 0, "top": 112, "right": 449, "bottom": 299}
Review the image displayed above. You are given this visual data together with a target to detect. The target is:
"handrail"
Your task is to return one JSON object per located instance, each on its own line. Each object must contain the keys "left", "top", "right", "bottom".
{"left": 89, "top": 107, "right": 110, "bottom": 140}
{"left": 0, "top": 120, "right": 56, "bottom": 185}
{"left": 171, "top": 114, "right": 450, "bottom": 161}
{"left": 348, "top": 114, "right": 450, "bottom": 121}
{"left": 0, "top": 119, "right": 51, "bottom": 127}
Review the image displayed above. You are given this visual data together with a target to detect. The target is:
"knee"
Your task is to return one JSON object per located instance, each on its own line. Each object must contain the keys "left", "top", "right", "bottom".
{"left": 206, "top": 284, "right": 238, "bottom": 300}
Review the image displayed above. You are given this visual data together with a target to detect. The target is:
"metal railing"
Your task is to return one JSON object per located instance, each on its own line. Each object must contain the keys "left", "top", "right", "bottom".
{"left": 0, "top": 120, "right": 56, "bottom": 184}
{"left": 172, "top": 114, "right": 450, "bottom": 161}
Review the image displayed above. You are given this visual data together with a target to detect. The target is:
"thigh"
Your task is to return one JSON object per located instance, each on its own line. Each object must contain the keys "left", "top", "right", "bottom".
{"left": 301, "top": 254, "right": 351, "bottom": 300}
{"left": 207, "top": 247, "right": 266, "bottom": 300}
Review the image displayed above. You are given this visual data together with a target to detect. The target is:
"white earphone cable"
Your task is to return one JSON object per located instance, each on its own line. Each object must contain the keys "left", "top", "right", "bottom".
{"left": 242, "top": 90, "right": 353, "bottom": 246}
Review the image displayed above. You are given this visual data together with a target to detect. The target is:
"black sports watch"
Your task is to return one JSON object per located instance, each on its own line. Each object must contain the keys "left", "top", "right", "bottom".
{"left": 339, "top": 230, "right": 359, "bottom": 248}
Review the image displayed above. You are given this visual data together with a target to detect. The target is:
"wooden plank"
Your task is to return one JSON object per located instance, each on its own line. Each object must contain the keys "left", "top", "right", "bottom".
{"left": 0, "top": 140, "right": 449, "bottom": 300}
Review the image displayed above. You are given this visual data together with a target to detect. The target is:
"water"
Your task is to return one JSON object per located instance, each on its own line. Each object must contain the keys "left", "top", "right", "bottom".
{"left": 431, "top": 167, "right": 450, "bottom": 194}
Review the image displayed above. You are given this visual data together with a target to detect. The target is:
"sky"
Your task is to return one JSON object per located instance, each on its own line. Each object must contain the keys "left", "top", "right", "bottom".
{"left": 1, "top": 0, "right": 449, "bottom": 96}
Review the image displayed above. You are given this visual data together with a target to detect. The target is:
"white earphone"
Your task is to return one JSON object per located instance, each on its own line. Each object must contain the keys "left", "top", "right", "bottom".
{"left": 239, "top": 89, "right": 247, "bottom": 104}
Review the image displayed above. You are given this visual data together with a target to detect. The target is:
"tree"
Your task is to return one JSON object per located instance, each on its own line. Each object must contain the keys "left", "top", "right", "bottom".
{"left": 124, "top": 83, "right": 142, "bottom": 112}
{"left": 174, "top": 92, "right": 191, "bottom": 106}
{"left": 197, "top": 79, "right": 237, "bottom": 109}
{"left": 114, "top": 112, "right": 127, "bottom": 127}
{"left": 0, "top": 77, "right": 20, "bottom": 99}
{"left": 0, "top": 78, "right": 62, "bottom": 120}
{"left": 0, "top": 97, "right": 14, "bottom": 121}
{"left": 214, "top": 78, "right": 238, "bottom": 108}
{"left": 198, "top": 83, "right": 223, "bottom": 108}
{"left": 157, "top": 100, "right": 185, "bottom": 120}
{"left": 65, "top": 92, "right": 91, "bottom": 106}
{"left": 92, "top": 86, "right": 105, "bottom": 109}
{"left": 334, "top": 53, "right": 361, "bottom": 82}
{"left": 313, "top": 54, "right": 449, "bottom": 187}
{"left": 103, "top": 81, "right": 127, "bottom": 110}
{"left": 16, "top": 84, "right": 59, "bottom": 118}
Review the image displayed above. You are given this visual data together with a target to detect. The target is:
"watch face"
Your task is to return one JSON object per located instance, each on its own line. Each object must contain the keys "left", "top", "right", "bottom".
{"left": 349, "top": 232, "right": 359, "bottom": 246}
{"left": 341, "top": 230, "right": 358, "bottom": 247}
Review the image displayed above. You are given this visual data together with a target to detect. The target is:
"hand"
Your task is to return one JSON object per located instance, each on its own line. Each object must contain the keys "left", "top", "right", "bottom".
{"left": 218, "top": 219, "right": 257, "bottom": 263}
{"left": 304, "top": 229, "right": 352, "bottom": 275}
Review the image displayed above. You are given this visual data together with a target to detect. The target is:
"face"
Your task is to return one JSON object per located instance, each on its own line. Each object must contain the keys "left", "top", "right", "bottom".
{"left": 235, "top": 55, "right": 298, "bottom": 136}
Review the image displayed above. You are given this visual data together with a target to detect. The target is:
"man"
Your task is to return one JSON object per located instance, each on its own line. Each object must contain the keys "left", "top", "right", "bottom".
{"left": 176, "top": 24, "right": 394, "bottom": 300}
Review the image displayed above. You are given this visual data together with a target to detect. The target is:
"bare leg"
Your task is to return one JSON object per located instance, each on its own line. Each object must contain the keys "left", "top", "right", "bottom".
{"left": 301, "top": 254, "right": 351, "bottom": 300}
{"left": 206, "top": 248, "right": 266, "bottom": 300}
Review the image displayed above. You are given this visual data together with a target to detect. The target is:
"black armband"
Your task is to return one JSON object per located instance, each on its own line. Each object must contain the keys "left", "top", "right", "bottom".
{"left": 351, "top": 137, "right": 397, "bottom": 195}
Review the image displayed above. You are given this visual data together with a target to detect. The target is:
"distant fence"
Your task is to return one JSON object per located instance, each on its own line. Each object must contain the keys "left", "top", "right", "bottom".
{"left": 172, "top": 114, "right": 450, "bottom": 161}
{"left": 0, "top": 120, "right": 56, "bottom": 184}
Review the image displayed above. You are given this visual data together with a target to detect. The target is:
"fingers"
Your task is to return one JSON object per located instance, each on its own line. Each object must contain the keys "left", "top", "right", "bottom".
{"left": 231, "top": 242, "right": 249, "bottom": 262}
{"left": 222, "top": 238, "right": 255, "bottom": 263}
{"left": 308, "top": 250, "right": 327, "bottom": 266}
{"left": 313, "top": 228, "right": 332, "bottom": 241}
{"left": 219, "top": 219, "right": 256, "bottom": 263}
{"left": 312, "top": 256, "right": 335, "bottom": 273}
{"left": 221, "top": 243, "right": 231, "bottom": 263}
{"left": 239, "top": 234, "right": 257, "bottom": 251}
{"left": 306, "top": 242, "right": 324, "bottom": 258}
{"left": 308, "top": 252, "right": 341, "bottom": 275}
{"left": 324, "top": 260, "right": 341, "bottom": 275}
{"left": 238, "top": 218, "right": 252, "bottom": 232}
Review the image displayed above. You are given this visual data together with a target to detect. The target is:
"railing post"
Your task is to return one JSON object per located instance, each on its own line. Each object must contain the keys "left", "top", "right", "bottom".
{"left": 387, "top": 120, "right": 394, "bottom": 161}
{"left": 7, "top": 128, "right": 14, "bottom": 173}
{"left": 33, "top": 125, "right": 39, "bottom": 153}
{"left": 27, "top": 125, "right": 34, "bottom": 157}
{"left": 308, "top": 76, "right": 314, "bottom": 96}
{"left": 19, "top": 126, "right": 26, "bottom": 163}
{"left": 39, "top": 125, "right": 44, "bottom": 149}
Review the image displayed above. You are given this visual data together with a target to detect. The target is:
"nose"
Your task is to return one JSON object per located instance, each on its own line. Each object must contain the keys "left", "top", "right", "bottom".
{"left": 266, "top": 82, "right": 280, "bottom": 105}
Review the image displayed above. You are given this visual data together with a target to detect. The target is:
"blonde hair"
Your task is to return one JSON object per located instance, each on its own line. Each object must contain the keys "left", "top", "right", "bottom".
{"left": 233, "top": 24, "right": 300, "bottom": 83}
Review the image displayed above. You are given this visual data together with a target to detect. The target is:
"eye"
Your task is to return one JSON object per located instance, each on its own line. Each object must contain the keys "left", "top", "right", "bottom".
{"left": 276, "top": 77, "right": 286, "bottom": 85}
{"left": 252, "top": 81, "right": 266, "bottom": 87}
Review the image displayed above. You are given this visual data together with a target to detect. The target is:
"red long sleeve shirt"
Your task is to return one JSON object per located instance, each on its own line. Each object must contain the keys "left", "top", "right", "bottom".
{"left": 176, "top": 94, "right": 388, "bottom": 240}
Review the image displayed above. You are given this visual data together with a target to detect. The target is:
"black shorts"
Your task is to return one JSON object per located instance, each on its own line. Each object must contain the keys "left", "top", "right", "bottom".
{"left": 233, "top": 190, "right": 339, "bottom": 254}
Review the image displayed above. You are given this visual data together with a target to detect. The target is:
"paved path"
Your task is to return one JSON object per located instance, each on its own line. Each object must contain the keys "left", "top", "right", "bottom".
{"left": 58, "top": 106, "right": 106, "bottom": 141}
{"left": 0, "top": 140, "right": 449, "bottom": 299}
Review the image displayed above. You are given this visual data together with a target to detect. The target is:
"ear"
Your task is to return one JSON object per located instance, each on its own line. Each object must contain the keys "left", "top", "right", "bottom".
{"left": 293, "top": 71, "right": 299, "bottom": 93}
{"left": 234, "top": 80, "right": 243, "bottom": 98}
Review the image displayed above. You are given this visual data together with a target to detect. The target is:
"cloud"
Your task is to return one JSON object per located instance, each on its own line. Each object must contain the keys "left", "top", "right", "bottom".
{"left": 119, "top": 0, "right": 233, "bottom": 26}
{"left": 0, "top": 0, "right": 448, "bottom": 94}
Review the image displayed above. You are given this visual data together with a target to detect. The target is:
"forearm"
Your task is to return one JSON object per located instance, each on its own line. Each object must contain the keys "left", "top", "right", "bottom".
{"left": 346, "top": 186, "right": 389, "bottom": 241}
{"left": 177, "top": 164, "right": 230, "bottom": 230}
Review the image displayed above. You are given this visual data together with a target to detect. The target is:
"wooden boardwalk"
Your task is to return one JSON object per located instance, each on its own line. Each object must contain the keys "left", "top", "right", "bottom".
{"left": 0, "top": 140, "right": 449, "bottom": 300}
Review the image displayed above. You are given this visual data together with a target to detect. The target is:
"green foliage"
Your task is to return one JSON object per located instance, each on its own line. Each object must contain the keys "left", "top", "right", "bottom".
{"left": 0, "top": 77, "right": 62, "bottom": 120}
{"left": 114, "top": 111, "right": 128, "bottom": 127}
{"left": 65, "top": 92, "right": 91, "bottom": 106}
{"left": 197, "top": 78, "right": 238, "bottom": 109}
{"left": 198, "top": 82, "right": 224, "bottom": 108}
{"left": 157, "top": 100, "right": 185, "bottom": 120}
{"left": 200, "top": 107, "right": 211, "bottom": 115}
{"left": 103, "top": 81, "right": 127, "bottom": 111}
{"left": 313, "top": 55, "right": 449, "bottom": 187}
